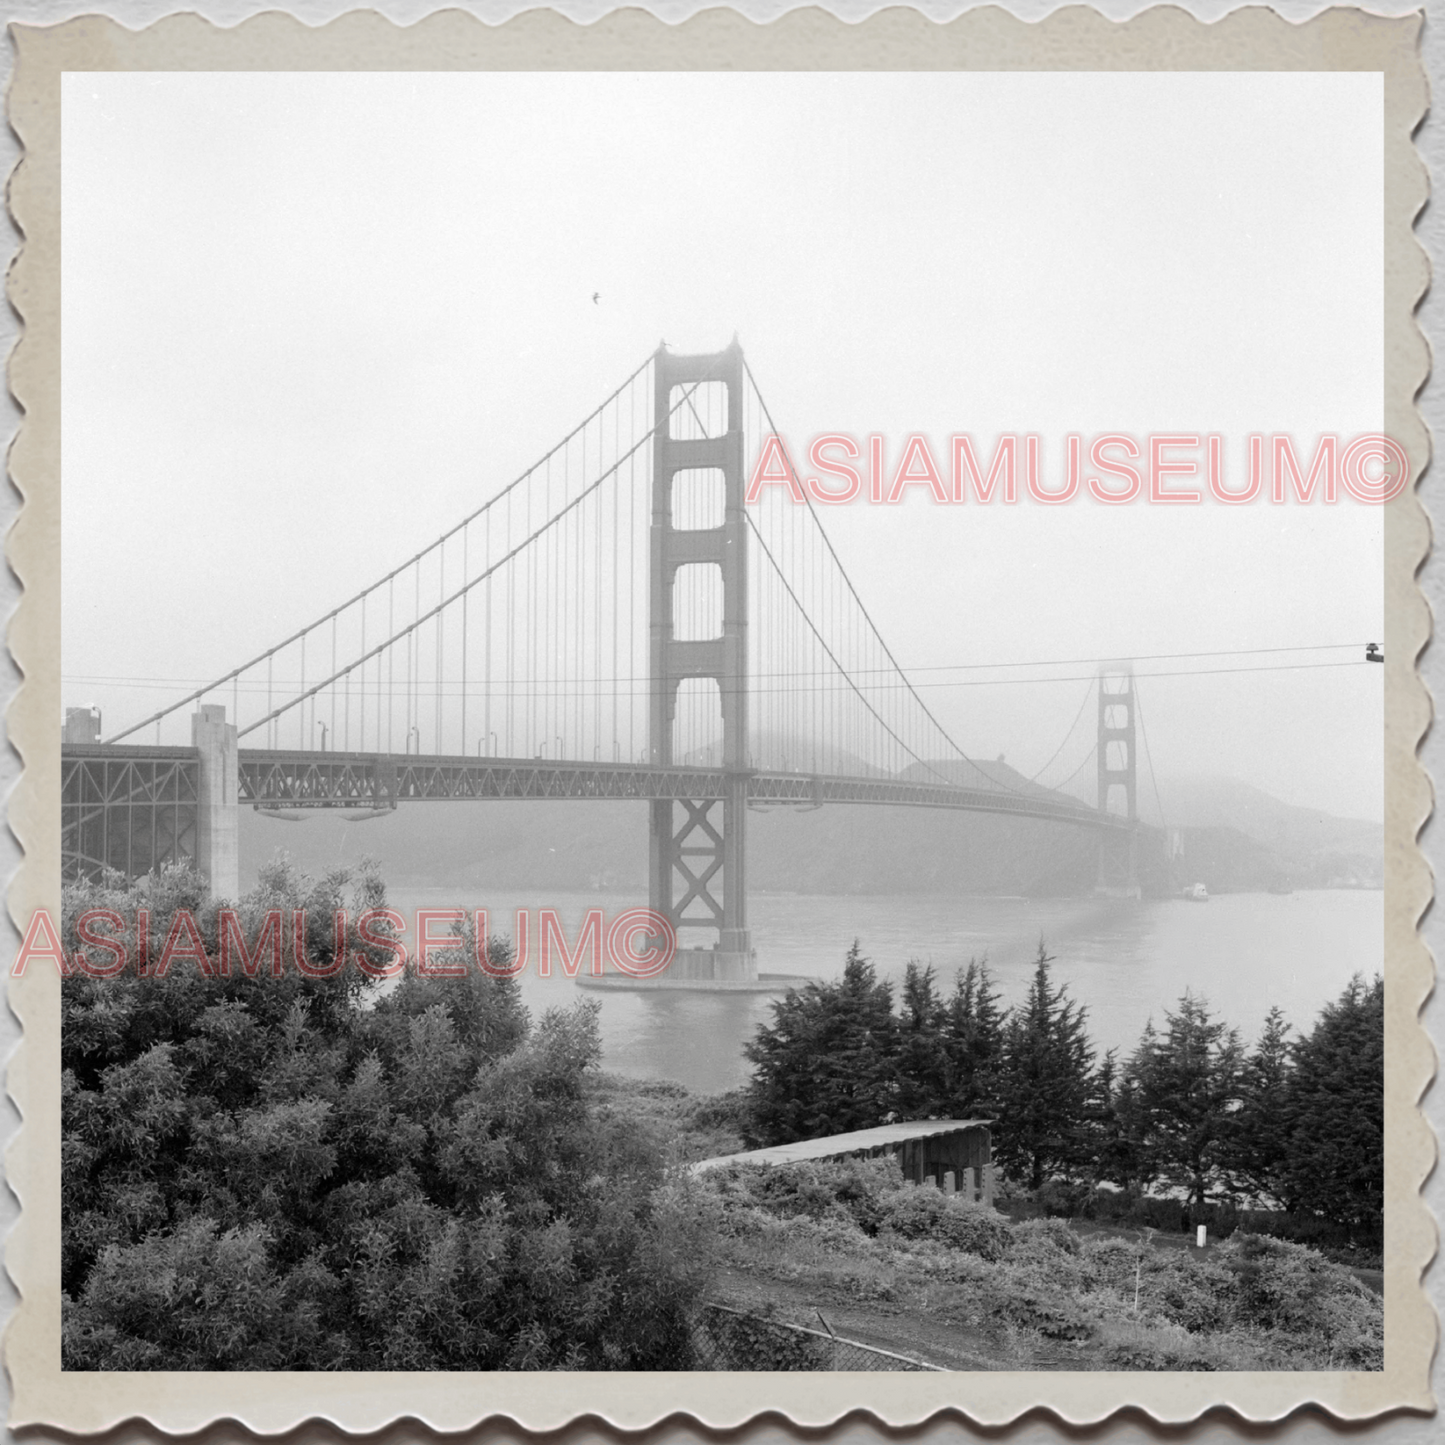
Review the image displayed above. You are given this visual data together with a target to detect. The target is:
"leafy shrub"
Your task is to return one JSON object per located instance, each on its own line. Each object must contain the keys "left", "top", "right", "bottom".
{"left": 61, "top": 1217, "right": 339, "bottom": 1370}
{"left": 62, "top": 863, "right": 714, "bottom": 1371}
{"left": 991, "top": 1276, "right": 1093, "bottom": 1341}
{"left": 688, "top": 1089, "right": 752, "bottom": 1134}
{"left": 1034, "top": 1177, "right": 1093, "bottom": 1218}
{"left": 1078, "top": 1235, "right": 1141, "bottom": 1292}
{"left": 878, "top": 1185, "right": 1012, "bottom": 1261}
{"left": 1006, "top": 1217, "right": 1080, "bottom": 1257}
{"left": 1139, "top": 1251, "right": 1233, "bottom": 1334}
{"left": 1223, "top": 1233, "right": 1381, "bottom": 1365}
{"left": 1096, "top": 1318, "right": 1233, "bottom": 1371}
{"left": 1233, "top": 1208, "right": 1381, "bottom": 1267}
{"left": 706, "top": 1156, "right": 902, "bottom": 1236}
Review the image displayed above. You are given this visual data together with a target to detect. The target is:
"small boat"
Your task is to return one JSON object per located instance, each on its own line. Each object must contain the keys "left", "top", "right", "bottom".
{"left": 1182, "top": 882, "right": 1209, "bottom": 902}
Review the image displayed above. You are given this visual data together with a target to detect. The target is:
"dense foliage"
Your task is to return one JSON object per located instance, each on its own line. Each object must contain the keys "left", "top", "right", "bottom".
{"left": 61, "top": 863, "right": 713, "bottom": 1370}
{"left": 1272, "top": 975, "right": 1384, "bottom": 1232}
{"left": 993, "top": 951, "right": 1097, "bottom": 1190}
{"left": 744, "top": 946, "right": 1013, "bottom": 1146}
{"left": 742, "top": 942, "right": 898, "bottom": 1143}
{"left": 743, "top": 942, "right": 1383, "bottom": 1245}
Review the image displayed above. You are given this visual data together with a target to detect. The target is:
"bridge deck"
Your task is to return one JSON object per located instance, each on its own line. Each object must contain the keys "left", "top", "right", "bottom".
{"left": 63, "top": 744, "right": 1133, "bottom": 832}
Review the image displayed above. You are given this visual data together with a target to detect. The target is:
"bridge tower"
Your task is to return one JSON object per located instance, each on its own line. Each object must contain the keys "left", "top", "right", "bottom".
{"left": 648, "top": 340, "right": 754, "bottom": 980}
{"left": 1095, "top": 668, "right": 1141, "bottom": 898}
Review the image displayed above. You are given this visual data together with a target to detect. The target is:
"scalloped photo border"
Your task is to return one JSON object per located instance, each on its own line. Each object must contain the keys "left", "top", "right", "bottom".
{"left": 3, "top": 4, "right": 1433, "bottom": 1432}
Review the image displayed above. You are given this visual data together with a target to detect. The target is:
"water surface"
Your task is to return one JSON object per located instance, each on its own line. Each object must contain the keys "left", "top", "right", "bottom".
{"left": 382, "top": 886, "right": 1381, "bottom": 1094}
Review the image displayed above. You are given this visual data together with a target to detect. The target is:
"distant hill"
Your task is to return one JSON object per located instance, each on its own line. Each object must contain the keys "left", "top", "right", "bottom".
{"left": 898, "top": 755, "right": 1067, "bottom": 800}
{"left": 1145, "top": 774, "right": 1381, "bottom": 858}
{"left": 1143, "top": 776, "right": 1382, "bottom": 892}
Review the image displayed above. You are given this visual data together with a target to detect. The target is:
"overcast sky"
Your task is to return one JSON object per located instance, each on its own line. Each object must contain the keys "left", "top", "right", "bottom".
{"left": 61, "top": 70, "right": 1385, "bottom": 820}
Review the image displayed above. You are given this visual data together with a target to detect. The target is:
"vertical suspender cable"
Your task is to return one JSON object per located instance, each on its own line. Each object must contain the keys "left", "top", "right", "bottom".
{"left": 437, "top": 543, "right": 444, "bottom": 754}
{"left": 387, "top": 578, "right": 394, "bottom": 755}
{"left": 461, "top": 528, "right": 468, "bottom": 755}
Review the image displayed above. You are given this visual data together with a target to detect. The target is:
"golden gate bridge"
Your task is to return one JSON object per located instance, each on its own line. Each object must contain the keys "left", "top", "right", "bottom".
{"left": 61, "top": 340, "right": 1146, "bottom": 986}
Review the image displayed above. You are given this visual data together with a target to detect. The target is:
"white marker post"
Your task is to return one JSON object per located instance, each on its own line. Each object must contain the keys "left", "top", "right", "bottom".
{"left": 1196, "top": 1225, "right": 1207, "bottom": 1248}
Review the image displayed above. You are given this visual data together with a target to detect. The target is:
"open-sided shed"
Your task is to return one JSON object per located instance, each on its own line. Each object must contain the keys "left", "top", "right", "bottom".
{"left": 693, "top": 1119, "right": 995, "bottom": 1204}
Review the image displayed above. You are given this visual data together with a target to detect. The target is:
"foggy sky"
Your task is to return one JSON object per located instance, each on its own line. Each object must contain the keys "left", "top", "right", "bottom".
{"left": 61, "top": 71, "right": 1385, "bottom": 820}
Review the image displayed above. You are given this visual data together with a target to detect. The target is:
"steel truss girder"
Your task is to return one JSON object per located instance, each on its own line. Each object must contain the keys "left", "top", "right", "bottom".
{"left": 666, "top": 799, "right": 726, "bottom": 928}
{"left": 232, "top": 750, "right": 1136, "bottom": 832}
{"left": 62, "top": 745, "right": 1140, "bottom": 838}
{"left": 61, "top": 745, "right": 200, "bottom": 881}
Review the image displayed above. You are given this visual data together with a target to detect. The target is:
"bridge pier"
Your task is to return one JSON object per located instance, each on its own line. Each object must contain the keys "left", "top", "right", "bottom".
{"left": 192, "top": 704, "right": 239, "bottom": 903}
{"left": 646, "top": 340, "right": 755, "bottom": 983}
{"left": 1095, "top": 669, "right": 1141, "bottom": 899}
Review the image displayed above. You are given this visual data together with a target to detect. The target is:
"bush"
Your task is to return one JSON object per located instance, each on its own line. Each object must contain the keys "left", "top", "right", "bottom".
{"left": 706, "top": 1156, "right": 902, "bottom": 1236}
{"left": 1097, "top": 1318, "right": 1237, "bottom": 1371}
{"left": 62, "top": 864, "right": 714, "bottom": 1371}
{"left": 1079, "top": 1233, "right": 1138, "bottom": 1278}
{"left": 1234, "top": 1208, "right": 1381, "bottom": 1267}
{"left": 688, "top": 1089, "right": 752, "bottom": 1135}
{"left": 1033, "top": 1177, "right": 1093, "bottom": 1218}
{"left": 878, "top": 1185, "right": 1012, "bottom": 1261}
{"left": 1140, "top": 1251, "right": 1234, "bottom": 1334}
{"left": 992, "top": 1278, "right": 1093, "bottom": 1341}
{"left": 1006, "top": 1216, "right": 1080, "bottom": 1257}
{"left": 1223, "top": 1233, "right": 1381, "bottom": 1360}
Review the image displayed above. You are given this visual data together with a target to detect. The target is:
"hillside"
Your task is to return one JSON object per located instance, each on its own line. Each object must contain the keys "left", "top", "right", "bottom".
{"left": 1145, "top": 776, "right": 1382, "bottom": 891}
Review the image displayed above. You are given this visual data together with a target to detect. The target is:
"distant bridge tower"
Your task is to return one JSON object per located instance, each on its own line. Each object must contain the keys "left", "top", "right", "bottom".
{"left": 648, "top": 340, "right": 754, "bottom": 979}
{"left": 1095, "top": 667, "right": 1141, "bottom": 898}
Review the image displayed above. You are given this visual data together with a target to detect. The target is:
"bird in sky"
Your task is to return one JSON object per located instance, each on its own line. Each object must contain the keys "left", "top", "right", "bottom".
{"left": 592, "top": 292, "right": 600, "bottom": 304}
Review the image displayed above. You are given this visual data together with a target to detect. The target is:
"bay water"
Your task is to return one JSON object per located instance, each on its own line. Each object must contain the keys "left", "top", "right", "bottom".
{"left": 381, "top": 886, "right": 1381, "bottom": 1096}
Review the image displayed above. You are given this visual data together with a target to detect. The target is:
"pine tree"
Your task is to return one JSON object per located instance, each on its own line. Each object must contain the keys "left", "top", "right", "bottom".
{"left": 1113, "top": 1035, "right": 1160, "bottom": 1193}
{"left": 993, "top": 945, "right": 1096, "bottom": 1190}
{"left": 939, "top": 958, "right": 1007, "bottom": 1117}
{"left": 1085, "top": 1049, "right": 1153, "bottom": 1192}
{"left": 744, "top": 940, "right": 897, "bottom": 1145}
{"left": 1279, "top": 974, "right": 1383, "bottom": 1240}
{"left": 1132, "top": 992, "right": 1243, "bottom": 1214}
{"left": 894, "top": 962, "right": 949, "bottom": 1118}
{"left": 1223, "top": 1005, "right": 1296, "bottom": 1209}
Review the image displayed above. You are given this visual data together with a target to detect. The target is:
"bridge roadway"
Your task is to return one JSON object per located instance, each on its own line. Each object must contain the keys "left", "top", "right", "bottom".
{"left": 58, "top": 744, "right": 1126, "bottom": 831}
{"left": 235, "top": 749, "right": 1132, "bottom": 829}
{"left": 61, "top": 742, "right": 1142, "bottom": 896}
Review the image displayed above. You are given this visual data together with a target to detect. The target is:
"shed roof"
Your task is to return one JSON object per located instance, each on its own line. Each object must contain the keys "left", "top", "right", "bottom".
{"left": 691, "top": 1118, "right": 993, "bottom": 1174}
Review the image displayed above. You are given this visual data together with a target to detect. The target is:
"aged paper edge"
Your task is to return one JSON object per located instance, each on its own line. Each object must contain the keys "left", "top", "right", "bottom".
{"left": 3, "top": 3, "right": 1433, "bottom": 1433}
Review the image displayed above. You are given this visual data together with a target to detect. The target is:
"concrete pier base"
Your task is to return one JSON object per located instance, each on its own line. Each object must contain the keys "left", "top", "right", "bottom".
{"left": 672, "top": 943, "right": 755, "bottom": 983}
{"left": 575, "top": 944, "right": 811, "bottom": 994}
{"left": 575, "top": 969, "right": 811, "bottom": 995}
